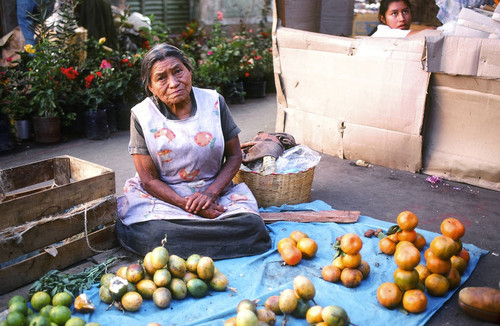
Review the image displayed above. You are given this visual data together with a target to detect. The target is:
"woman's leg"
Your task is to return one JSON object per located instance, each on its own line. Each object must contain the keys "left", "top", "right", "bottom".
{"left": 115, "top": 213, "right": 272, "bottom": 260}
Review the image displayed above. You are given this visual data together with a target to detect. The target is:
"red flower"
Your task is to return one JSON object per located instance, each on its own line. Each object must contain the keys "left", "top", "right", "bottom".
{"left": 60, "top": 67, "right": 79, "bottom": 80}
{"left": 85, "top": 74, "right": 95, "bottom": 88}
{"left": 96, "top": 71, "right": 102, "bottom": 78}
{"left": 245, "top": 72, "right": 250, "bottom": 78}
{"left": 261, "top": 31, "right": 269, "bottom": 38}
{"left": 6, "top": 57, "right": 12, "bottom": 62}
{"left": 142, "top": 40, "right": 150, "bottom": 49}
{"left": 122, "top": 58, "right": 130, "bottom": 64}
{"left": 255, "top": 55, "right": 262, "bottom": 60}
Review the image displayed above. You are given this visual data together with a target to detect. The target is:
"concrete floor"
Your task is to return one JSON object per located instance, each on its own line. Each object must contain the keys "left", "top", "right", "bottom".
{"left": 1, "top": 94, "right": 499, "bottom": 325}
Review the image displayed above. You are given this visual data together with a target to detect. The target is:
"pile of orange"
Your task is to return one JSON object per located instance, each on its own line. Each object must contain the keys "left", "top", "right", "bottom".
{"left": 420, "top": 217, "right": 469, "bottom": 297}
{"left": 321, "top": 233, "right": 370, "bottom": 288}
{"left": 377, "top": 211, "right": 427, "bottom": 313}
{"left": 277, "top": 230, "right": 318, "bottom": 266}
{"left": 379, "top": 211, "right": 426, "bottom": 256}
{"left": 377, "top": 214, "right": 470, "bottom": 313}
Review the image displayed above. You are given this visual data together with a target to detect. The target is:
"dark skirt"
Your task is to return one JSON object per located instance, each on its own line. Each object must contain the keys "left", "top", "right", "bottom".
{"left": 115, "top": 213, "right": 272, "bottom": 260}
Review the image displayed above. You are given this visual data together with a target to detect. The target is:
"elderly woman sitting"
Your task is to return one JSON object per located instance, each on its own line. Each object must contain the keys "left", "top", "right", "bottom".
{"left": 115, "top": 43, "right": 271, "bottom": 259}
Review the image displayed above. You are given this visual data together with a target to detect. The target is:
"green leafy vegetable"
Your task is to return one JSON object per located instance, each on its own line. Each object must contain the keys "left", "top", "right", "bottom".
{"left": 29, "top": 256, "right": 119, "bottom": 299}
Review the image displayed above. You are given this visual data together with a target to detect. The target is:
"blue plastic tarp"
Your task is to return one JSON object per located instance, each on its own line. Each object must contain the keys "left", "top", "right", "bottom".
{"left": 73, "top": 205, "right": 488, "bottom": 326}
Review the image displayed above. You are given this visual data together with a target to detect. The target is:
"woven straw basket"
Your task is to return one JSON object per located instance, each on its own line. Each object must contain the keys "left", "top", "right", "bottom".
{"left": 233, "top": 167, "right": 315, "bottom": 208}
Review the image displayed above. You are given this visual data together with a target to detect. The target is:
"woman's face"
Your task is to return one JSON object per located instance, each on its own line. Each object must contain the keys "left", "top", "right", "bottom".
{"left": 148, "top": 57, "right": 192, "bottom": 107}
{"left": 381, "top": 1, "right": 412, "bottom": 30}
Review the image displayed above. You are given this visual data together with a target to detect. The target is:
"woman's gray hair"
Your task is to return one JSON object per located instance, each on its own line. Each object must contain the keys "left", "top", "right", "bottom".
{"left": 141, "top": 43, "right": 193, "bottom": 96}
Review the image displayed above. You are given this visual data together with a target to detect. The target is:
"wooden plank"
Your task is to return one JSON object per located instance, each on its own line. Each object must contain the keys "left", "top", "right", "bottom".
{"left": 0, "top": 225, "right": 118, "bottom": 295}
{"left": 1, "top": 197, "right": 117, "bottom": 263}
{"left": 0, "top": 159, "right": 55, "bottom": 192}
{"left": 260, "top": 210, "right": 360, "bottom": 223}
{"left": 68, "top": 156, "right": 115, "bottom": 182}
{"left": 53, "top": 157, "right": 71, "bottom": 186}
{"left": 0, "top": 173, "right": 115, "bottom": 230}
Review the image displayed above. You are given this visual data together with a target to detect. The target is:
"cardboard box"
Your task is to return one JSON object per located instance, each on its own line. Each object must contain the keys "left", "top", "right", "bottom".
{"left": 320, "top": 0, "right": 355, "bottom": 37}
{"left": 272, "top": 0, "right": 500, "bottom": 191}
{"left": 0, "top": 156, "right": 118, "bottom": 294}
{"left": 274, "top": 27, "right": 429, "bottom": 172}
{"left": 352, "top": 13, "right": 378, "bottom": 36}
{"left": 422, "top": 74, "right": 500, "bottom": 191}
{"left": 276, "top": 0, "right": 322, "bottom": 32}
{"left": 455, "top": 7, "right": 500, "bottom": 38}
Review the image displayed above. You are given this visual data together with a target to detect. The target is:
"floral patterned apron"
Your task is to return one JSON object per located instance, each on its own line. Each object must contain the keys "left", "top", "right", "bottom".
{"left": 118, "top": 87, "right": 259, "bottom": 226}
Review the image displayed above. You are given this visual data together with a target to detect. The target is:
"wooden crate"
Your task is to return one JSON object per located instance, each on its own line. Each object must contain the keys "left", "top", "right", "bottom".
{"left": 0, "top": 156, "right": 118, "bottom": 294}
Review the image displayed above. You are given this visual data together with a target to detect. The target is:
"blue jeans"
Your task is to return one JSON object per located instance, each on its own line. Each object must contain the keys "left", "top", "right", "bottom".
{"left": 17, "top": 0, "right": 38, "bottom": 45}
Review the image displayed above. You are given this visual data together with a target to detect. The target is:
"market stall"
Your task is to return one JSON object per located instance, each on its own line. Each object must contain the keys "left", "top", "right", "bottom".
{"left": 68, "top": 203, "right": 487, "bottom": 325}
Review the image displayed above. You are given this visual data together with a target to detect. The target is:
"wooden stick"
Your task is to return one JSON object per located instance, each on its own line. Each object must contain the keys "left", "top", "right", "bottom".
{"left": 260, "top": 210, "right": 360, "bottom": 223}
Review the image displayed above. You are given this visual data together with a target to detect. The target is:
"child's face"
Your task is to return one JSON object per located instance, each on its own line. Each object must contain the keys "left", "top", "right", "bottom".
{"left": 381, "top": 1, "right": 412, "bottom": 30}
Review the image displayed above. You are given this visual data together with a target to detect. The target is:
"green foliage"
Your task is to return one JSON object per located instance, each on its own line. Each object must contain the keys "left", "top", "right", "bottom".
{"left": 28, "top": 257, "right": 119, "bottom": 298}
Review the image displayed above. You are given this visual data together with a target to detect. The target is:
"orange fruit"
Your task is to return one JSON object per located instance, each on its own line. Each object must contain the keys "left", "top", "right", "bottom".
{"left": 290, "top": 230, "right": 308, "bottom": 243}
{"left": 425, "top": 273, "right": 450, "bottom": 296}
{"left": 321, "top": 265, "right": 341, "bottom": 283}
{"left": 332, "top": 256, "right": 344, "bottom": 270}
{"left": 297, "top": 237, "right": 318, "bottom": 259}
{"left": 379, "top": 238, "right": 396, "bottom": 255}
{"left": 430, "top": 235, "right": 456, "bottom": 260}
{"left": 340, "top": 268, "right": 363, "bottom": 288}
{"left": 397, "top": 211, "right": 418, "bottom": 231}
{"left": 393, "top": 267, "right": 419, "bottom": 291}
{"left": 277, "top": 238, "right": 296, "bottom": 255}
{"left": 446, "top": 268, "right": 461, "bottom": 289}
{"left": 357, "top": 260, "right": 371, "bottom": 279}
{"left": 415, "top": 264, "right": 431, "bottom": 284}
{"left": 377, "top": 282, "right": 402, "bottom": 309}
{"left": 281, "top": 245, "right": 302, "bottom": 266}
{"left": 387, "top": 233, "right": 399, "bottom": 244}
{"left": 458, "top": 248, "right": 470, "bottom": 263}
{"left": 395, "top": 240, "right": 415, "bottom": 252}
{"left": 453, "top": 239, "right": 463, "bottom": 256}
{"left": 402, "top": 289, "right": 427, "bottom": 314}
{"left": 397, "top": 229, "right": 417, "bottom": 243}
{"left": 341, "top": 252, "right": 361, "bottom": 269}
{"left": 413, "top": 233, "right": 426, "bottom": 250}
{"left": 450, "top": 255, "right": 467, "bottom": 275}
{"left": 394, "top": 245, "right": 421, "bottom": 270}
{"left": 440, "top": 218, "right": 465, "bottom": 241}
{"left": 425, "top": 249, "right": 451, "bottom": 275}
{"left": 340, "top": 233, "right": 363, "bottom": 255}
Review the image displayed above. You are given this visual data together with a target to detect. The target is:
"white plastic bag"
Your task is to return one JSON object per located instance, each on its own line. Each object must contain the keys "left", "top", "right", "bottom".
{"left": 275, "top": 145, "right": 321, "bottom": 173}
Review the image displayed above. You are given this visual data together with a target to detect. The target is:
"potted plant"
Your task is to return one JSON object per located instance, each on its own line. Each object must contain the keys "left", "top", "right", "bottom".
{"left": 235, "top": 22, "right": 273, "bottom": 98}
{"left": 192, "top": 11, "right": 245, "bottom": 104}
{"left": 0, "top": 65, "right": 34, "bottom": 140}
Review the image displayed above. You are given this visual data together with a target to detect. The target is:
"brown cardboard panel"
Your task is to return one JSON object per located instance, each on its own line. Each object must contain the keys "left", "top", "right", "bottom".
{"left": 425, "top": 35, "right": 500, "bottom": 80}
{"left": 423, "top": 74, "right": 500, "bottom": 191}
{"left": 281, "top": 107, "right": 342, "bottom": 157}
{"left": 275, "top": 27, "right": 429, "bottom": 171}
{"left": 276, "top": 28, "right": 429, "bottom": 135}
{"left": 343, "top": 123, "right": 423, "bottom": 172}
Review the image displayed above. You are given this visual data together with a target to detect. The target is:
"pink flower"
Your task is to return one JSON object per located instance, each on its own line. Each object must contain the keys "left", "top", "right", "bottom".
{"left": 207, "top": 50, "right": 213, "bottom": 56}
{"left": 100, "top": 59, "right": 112, "bottom": 69}
{"left": 217, "top": 11, "right": 223, "bottom": 21}
{"left": 255, "top": 55, "right": 262, "bottom": 60}
{"left": 6, "top": 57, "right": 12, "bottom": 62}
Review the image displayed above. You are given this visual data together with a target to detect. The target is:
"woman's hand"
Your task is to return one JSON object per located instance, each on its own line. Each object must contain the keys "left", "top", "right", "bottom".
{"left": 196, "top": 202, "right": 227, "bottom": 219}
{"left": 185, "top": 191, "right": 218, "bottom": 214}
